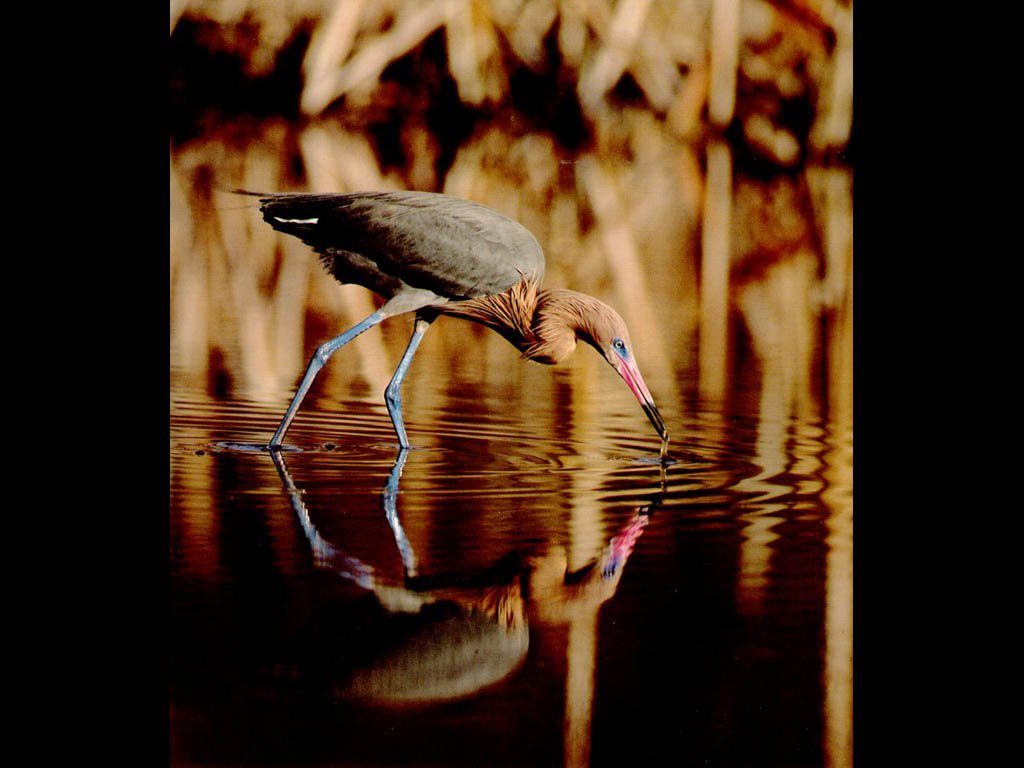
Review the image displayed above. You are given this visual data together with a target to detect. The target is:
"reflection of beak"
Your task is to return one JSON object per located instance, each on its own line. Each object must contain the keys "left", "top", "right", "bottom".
{"left": 615, "top": 356, "right": 669, "bottom": 444}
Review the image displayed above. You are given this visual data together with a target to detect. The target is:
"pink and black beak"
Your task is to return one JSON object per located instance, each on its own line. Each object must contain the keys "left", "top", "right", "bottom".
{"left": 609, "top": 339, "right": 669, "bottom": 448}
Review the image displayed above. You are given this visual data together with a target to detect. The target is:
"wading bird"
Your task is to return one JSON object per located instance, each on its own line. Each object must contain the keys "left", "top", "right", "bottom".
{"left": 241, "top": 190, "right": 669, "bottom": 454}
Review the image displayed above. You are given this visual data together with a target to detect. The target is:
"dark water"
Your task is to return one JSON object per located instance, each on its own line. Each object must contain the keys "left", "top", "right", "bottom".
{"left": 170, "top": 377, "right": 852, "bottom": 767}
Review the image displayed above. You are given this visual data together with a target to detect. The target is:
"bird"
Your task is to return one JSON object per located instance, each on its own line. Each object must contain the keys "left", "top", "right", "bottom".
{"left": 238, "top": 189, "right": 669, "bottom": 454}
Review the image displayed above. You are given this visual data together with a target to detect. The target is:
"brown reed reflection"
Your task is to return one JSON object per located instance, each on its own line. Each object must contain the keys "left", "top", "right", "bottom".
{"left": 271, "top": 447, "right": 654, "bottom": 758}
{"left": 726, "top": 163, "right": 851, "bottom": 768}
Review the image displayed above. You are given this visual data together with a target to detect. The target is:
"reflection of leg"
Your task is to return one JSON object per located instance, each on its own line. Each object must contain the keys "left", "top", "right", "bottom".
{"left": 270, "top": 311, "right": 386, "bottom": 447}
{"left": 383, "top": 447, "right": 417, "bottom": 578}
{"left": 269, "top": 449, "right": 374, "bottom": 589}
{"left": 385, "top": 314, "right": 434, "bottom": 449}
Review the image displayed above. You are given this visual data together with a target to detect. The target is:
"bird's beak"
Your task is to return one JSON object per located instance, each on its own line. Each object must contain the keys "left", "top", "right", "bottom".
{"left": 615, "top": 356, "right": 669, "bottom": 444}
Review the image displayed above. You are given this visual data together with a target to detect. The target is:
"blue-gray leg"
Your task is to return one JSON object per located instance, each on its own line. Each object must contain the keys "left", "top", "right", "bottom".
{"left": 385, "top": 314, "right": 434, "bottom": 449}
{"left": 270, "top": 310, "right": 386, "bottom": 448}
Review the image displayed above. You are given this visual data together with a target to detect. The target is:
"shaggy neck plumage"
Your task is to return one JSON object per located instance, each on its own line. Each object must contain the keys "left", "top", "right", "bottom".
{"left": 441, "top": 281, "right": 610, "bottom": 365}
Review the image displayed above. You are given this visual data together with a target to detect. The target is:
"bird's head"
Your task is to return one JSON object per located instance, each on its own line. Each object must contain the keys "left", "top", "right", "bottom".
{"left": 534, "top": 290, "right": 668, "bottom": 444}
{"left": 581, "top": 303, "right": 669, "bottom": 444}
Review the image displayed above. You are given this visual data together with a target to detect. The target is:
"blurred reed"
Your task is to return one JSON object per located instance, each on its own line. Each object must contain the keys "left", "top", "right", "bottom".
{"left": 171, "top": 1, "right": 850, "bottom": 143}
{"left": 170, "top": 0, "right": 853, "bottom": 433}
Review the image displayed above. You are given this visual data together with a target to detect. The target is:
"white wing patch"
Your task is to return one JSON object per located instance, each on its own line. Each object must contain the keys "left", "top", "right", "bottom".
{"left": 273, "top": 216, "right": 319, "bottom": 224}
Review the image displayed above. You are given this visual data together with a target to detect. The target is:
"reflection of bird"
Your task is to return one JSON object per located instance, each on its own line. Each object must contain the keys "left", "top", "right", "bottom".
{"left": 271, "top": 447, "right": 657, "bottom": 705}
{"left": 240, "top": 190, "right": 668, "bottom": 452}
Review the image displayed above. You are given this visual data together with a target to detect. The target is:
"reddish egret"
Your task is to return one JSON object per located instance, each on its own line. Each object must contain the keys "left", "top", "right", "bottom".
{"left": 241, "top": 190, "right": 668, "bottom": 453}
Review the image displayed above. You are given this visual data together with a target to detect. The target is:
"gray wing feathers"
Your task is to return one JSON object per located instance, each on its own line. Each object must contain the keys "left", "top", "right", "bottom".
{"left": 260, "top": 191, "right": 545, "bottom": 299}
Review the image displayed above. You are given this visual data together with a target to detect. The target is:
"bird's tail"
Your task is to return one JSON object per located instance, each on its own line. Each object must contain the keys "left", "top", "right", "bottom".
{"left": 229, "top": 188, "right": 266, "bottom": 197}
{"left": 230, "top": 189, "right": 336, "bottom": 242}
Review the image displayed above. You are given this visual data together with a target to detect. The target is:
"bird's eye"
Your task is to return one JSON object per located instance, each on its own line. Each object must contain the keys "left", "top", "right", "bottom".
{"left": 612, "top": 338, "right": 626, "bottom": 352}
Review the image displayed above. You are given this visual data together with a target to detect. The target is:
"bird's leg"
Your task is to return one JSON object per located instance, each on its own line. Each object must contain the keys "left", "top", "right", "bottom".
{"left": 385, "top": 314, "right": 435, "bottom": 449}
{"left": 270, "top": 311, "right": 386, "bottom": 448}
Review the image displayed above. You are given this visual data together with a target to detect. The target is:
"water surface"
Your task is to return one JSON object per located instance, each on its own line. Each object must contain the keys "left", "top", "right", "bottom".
{"left": 170, "top": 374, "right": 851, "bottom": 767}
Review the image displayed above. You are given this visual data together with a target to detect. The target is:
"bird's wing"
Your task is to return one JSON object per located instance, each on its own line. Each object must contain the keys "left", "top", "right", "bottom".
{"left": 257, "top": 191, "right": 545, "bottom": 299}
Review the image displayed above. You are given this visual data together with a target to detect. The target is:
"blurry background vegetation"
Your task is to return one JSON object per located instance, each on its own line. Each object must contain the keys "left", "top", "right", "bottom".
{"left": 169, "top": 0, "right": 852, "bottom": 427}
{"left": 170, "top": 10, "right": 852, "bottom": 763}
